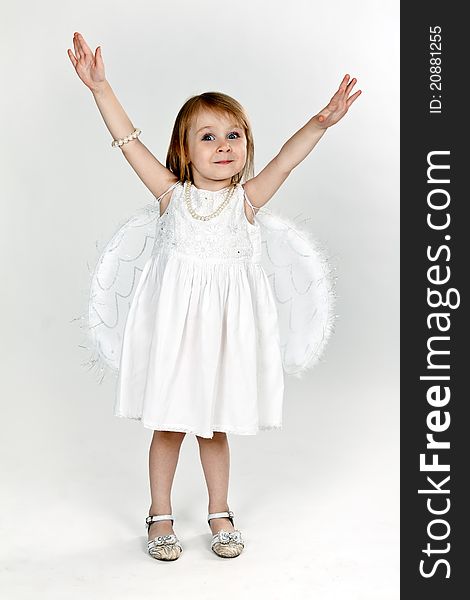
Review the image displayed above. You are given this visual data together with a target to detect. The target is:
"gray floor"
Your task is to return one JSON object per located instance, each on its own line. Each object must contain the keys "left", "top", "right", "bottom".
{"left": 1, "top": 374, "right": 399, "bottom": 600}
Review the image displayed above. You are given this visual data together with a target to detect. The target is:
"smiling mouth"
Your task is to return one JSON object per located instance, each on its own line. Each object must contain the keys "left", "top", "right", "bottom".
{"left": 215, "top": 160, "right": 233, "bottom": 164}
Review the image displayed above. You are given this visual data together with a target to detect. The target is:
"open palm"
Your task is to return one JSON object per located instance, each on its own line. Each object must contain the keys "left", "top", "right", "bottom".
{"left": 67, "top": 32, "right": 106, "bottom": 92}
{"left": 316, "top": 74, "right": 361, "bottom": 129}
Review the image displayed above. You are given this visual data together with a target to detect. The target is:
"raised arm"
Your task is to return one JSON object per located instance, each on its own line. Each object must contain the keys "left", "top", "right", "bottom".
{"left": 67, "top": 32, "right": 177, "bottom": 200}
{"left": 243, "top": 74, "right": 362, "bottom": 210}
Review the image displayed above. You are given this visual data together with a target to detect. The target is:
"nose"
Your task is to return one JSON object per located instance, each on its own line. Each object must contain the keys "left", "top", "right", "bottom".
{"left": 217, "top": 141, "right": 231, "bottom": 152}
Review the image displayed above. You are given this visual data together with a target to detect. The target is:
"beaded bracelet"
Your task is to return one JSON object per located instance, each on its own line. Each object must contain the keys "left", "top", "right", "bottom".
{"left": 111, "top": 128, "right": 142, "bottom": 148}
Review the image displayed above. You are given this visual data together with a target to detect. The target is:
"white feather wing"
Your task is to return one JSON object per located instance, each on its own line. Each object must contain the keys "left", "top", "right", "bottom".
{"left": 74, "top": 203, "right": 160, "bottom": 382}
{"left": 256, "top": 207, "right": 338, "bottom": 378}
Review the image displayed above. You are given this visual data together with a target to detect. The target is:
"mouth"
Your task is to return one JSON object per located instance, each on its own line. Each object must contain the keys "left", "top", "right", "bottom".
{"left": 215, "top": 160, "right": 233, "bottom": 164}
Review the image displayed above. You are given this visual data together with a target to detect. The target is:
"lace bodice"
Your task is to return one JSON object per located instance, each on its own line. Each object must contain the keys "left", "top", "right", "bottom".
{"left": 152, "top": 181, "right": 261, "bottom": 262}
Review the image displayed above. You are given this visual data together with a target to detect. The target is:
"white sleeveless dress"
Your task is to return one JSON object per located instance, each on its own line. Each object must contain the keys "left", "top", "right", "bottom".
{"left": 114, "top": 180, "right": 284, "bottom": 438}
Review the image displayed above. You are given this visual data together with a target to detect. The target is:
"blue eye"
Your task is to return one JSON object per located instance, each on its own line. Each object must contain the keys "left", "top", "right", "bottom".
{"left": 201, "top": 132, "right": 241, "bottom": 141}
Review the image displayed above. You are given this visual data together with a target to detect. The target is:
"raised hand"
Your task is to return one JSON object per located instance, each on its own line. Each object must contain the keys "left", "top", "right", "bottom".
{"left": 67, "top": 32, "right": 106, "bottom": 92}
{"left": 315, "top": 74, "right": 362, "bottom": 129}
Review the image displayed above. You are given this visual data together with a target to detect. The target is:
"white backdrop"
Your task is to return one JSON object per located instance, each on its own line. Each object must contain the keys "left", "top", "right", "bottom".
{"left": 1, "top": 1, "right": 399, "bottom": 598}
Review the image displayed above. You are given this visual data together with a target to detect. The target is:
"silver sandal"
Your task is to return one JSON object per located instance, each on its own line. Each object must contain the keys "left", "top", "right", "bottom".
{"left": 146, "top": 514, "right": 183, "bottom": 561}
{"left": 207, "top": 510, "right": 244, "bottom": 558}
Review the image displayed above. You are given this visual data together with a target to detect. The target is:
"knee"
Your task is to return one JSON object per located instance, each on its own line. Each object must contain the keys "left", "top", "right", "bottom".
{"left": 153, "top": 430, "right": 186, "bottom": 444}
{"left": 196, "top": 431, "right": 227, "bottom": 443}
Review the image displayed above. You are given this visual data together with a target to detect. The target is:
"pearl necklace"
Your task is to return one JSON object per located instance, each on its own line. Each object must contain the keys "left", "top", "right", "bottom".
{"left": 184, "top": 181, "right": 236, "bottom": 221}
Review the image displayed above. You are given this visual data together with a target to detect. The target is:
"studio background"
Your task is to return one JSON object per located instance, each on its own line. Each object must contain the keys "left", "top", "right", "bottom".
{"left": 0, "top": 1, "right": 399, "bottom": 598}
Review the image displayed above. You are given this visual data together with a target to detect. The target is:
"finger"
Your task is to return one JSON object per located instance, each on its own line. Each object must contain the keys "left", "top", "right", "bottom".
{"left": 76, "top": 32, "right": 92, "bottom": 60}
{"left": 73, "top": 34, "right": 82, "bottom": 61}
{"left": 332, "top": 74, "right": 350, "bottom": 100}
{"left": 67, "top": 48, "right": 77, "bottom": 68}
{"left": 338, "top": 74, "right": 350, "bottom": 92}
{"left": 96, "top": 46, "right": 103, "bottom": 65}
{"left": 345, "top": 77, "right": 357, "bottom": 94}
{"left": 78, "top": 32, "right": 93, "bottom": 55}
{"left": 346, "top": 90, "right": 362, "bottom": 108}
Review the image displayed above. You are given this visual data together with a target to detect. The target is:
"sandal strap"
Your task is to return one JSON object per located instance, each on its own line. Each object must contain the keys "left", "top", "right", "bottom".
{"left": 146, "top": 514, "right": 175, "bottom": 529}
{"left": 208, "top": 510, "right": 234, "bottom": 526}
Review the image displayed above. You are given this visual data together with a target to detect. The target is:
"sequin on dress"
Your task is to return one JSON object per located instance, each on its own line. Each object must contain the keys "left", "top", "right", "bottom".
{"left": 114, "top": 180, "right": 284, "bottom": 438}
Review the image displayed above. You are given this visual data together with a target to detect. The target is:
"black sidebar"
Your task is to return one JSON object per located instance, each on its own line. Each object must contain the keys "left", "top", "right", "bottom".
{"left": 401, "top": 3, "right": 467, "bottom": 598}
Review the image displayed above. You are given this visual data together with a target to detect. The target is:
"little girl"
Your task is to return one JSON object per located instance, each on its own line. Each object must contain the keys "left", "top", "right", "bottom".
{"left": 68, "top": 31, "right": 361, "bottom": 561}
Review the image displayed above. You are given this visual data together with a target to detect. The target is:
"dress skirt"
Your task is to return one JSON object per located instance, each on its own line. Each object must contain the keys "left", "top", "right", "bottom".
{"left": 114, "top": 249, "right": 284, "bottom": 438}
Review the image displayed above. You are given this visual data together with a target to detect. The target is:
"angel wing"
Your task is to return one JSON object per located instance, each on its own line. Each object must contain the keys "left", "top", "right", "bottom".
{"left": 256, "top": 207, "right": 338, "bottom": 378}
{"left": 73, "top": 202, "right": 338, "bottom": 383}
{"left": 73, "top": 202, "right": 161, "bottom": 382}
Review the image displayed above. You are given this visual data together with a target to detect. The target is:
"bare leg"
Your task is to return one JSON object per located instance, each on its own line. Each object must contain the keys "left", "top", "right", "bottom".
{"left": 196, "top": 432, "right": 235, "bottom": 534}
{"left": 148, "top": 430, "right": 186, "bottom": 540}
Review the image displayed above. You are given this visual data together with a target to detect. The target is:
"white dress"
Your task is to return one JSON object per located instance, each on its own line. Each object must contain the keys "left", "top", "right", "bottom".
{"left": 114, "top": 180, "right": 284, "bottom": 438}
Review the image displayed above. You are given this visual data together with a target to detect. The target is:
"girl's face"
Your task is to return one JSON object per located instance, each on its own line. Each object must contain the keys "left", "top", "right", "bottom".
{"left": 186, "top": 109, "right": 247, "bottom": 190}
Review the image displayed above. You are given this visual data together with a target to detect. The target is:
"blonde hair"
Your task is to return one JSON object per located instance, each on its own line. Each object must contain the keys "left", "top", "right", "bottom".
{"left": 166, "top": 91, "right": 255, "bottom": 185}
